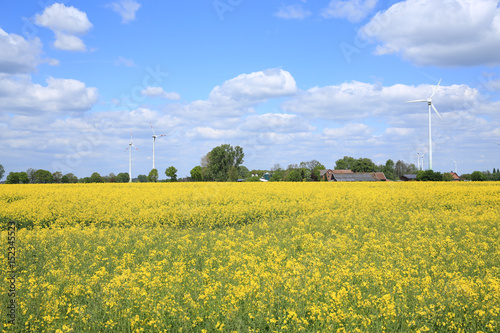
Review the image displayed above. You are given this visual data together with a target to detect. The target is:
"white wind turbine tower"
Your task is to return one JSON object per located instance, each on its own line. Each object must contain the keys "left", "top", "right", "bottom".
{"left": 412, "top": 145, "right": 425, "bottom": 171}
{"left": 453, "top": 160, "right": 458, "bottom": 174}
{"left": 406, "top": 79, "right": 443, "bottom": 170}
{"left": 150, "top": 122, "right": 166, "bottom": 170}
{"left": 412, "top": 145, "right": 426, "bottom": 171}
{"left": 125, "top": 130, "right": 140, "bottom": 183}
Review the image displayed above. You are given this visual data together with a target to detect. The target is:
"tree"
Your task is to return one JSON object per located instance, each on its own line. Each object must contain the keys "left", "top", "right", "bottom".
{"left": 5, "top": 172, "right": 28, "bottom": 184}
{"left": 106, "top": 173, "right": 117, "bottom": 183}
{"left": 64, "top": 173, "right": 78, "bottom": 183}
{"left": 201, "top": 154, "right": 210, "bottom": 168}
{"left": 26, "top": 168, "right": 36, "bottom": 183}
{"left": 470, "top": 171, "right": 486, "bottom": 181}
{"left": 383, "top": 159, "right": 395, "bottom": 180}
{"left": 52, "top": 171, "right": 63, "bottom": 183}
{"left": 270, "top": 170, "right": 285, "bottom": 181}
{"left": 165, "top": 166, "right": 178, "bottom": 182}
{"left": 395, "top": 160, "right": 418, "bottom": 179}
{"left": 0, "top": 164, "right": 4, "bottom": 181}
{"left": 335, "top": 156, "right": 355, "bottom": 170}
{"left": 352, "top": 158, "right": 376, "bottom": 173}
{"left": 416, "top": 170, "right": 442, "bottom": 181}
{"left": 80, "top": 177, "right": 91, "bottom": 183}
{"left": 227, "top": 166, "right": 239, "bottom": 181}
{"left": 238, "top": 166, "right": 249, "bottom": 179}
{"left": 206, "top": 144, "right": 244, "bottom": 181}
{"left": 89, "top": 172, "right": 103, "bottom": 183}
{"left": 33, "top": 169, "right": 53, "bottom": 183}
{"left": 5, "top": 172, "right": 20, "bottom": 184}
{"left": 116, "top": 172, "right": 130, "bottom": 183}
{"left": 148, "top": 169, "right": 159, "bottom": 182}
{"left": 285, "top": 169, "right": 302, "bottom": 182}
{"left": 137, "top": 175, "right": 148, "bottom": 182}
{"left": 311, "top": 163, "right": 326, "bottom": 181}
{"left": 190, "top": 166, "right": 203, "bottom": 182}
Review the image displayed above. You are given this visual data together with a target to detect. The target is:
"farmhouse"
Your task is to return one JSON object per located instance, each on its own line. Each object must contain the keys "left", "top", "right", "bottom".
{"left": 400, "top": 174, "right": 417, "bottom": 181}
{"left": 320, "top": 169, "right": 387, "bottom": 182}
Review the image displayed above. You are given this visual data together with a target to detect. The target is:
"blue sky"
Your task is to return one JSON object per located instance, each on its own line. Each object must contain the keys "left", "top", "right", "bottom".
{"left": 1, "top": 0, "right": 499, "bottom": 179}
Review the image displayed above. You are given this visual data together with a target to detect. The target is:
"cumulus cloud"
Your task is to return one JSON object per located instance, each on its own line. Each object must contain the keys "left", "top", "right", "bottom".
{"left": 322, "top": 0, "right": 379, "bottom": 22}
{"left": 360, "top": 0, "right": 500, "bottom": 66}
{"left": 107, "top": 0, "right": 141, "bottom": 23}
{"left": 141, "top": 86, "right": 181, "bottom": 100}
{"left": 0, "top": 29, "right": 45, "bottom": 74}
{"left": 282, "top": 80, "right": 480, "bottom": 122}
{"left": 178, "top": 68, "right": 297, "bottom": 119}
{"left": 0, "top": 74, "right": 98, "bottom": 115}
{"left": 53, "top": 32, "right": 86, "bottom": 52}
{"left": 35, "top": 3, "right": 92, "bottom": 52}
{"left": 275, "top": 4, "right": 312, "bottom": 20}
{"left": 209, "top": 68, "right": 297, "bottom": 104}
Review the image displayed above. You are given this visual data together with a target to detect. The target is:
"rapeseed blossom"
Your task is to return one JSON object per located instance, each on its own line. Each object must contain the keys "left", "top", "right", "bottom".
{"left": 0, "top": 182, "right": 499, "bottom": 331}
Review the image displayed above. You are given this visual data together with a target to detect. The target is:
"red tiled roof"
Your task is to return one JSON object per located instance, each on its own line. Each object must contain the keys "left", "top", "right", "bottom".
{"left": 332, "top": 169, "right": 354, "bottom": 174}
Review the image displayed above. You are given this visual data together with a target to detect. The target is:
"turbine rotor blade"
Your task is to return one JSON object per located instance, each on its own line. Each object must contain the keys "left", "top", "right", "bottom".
{"left": 432, "top": 104, "right": 443, "bottom": 120}
{"left": 150, "top": 122, "right": 156, "bottom": 136}
{"left": 430, "top": 78, "right": 442, "bottom": 99}
{"left": 405, "top": 100, "right": 427, "bottom": 103}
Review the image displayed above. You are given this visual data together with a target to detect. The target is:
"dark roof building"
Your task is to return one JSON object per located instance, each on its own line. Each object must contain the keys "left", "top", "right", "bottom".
{"left": 320, "top": 170, "right": 388, "bottom": 182}
{"left": 320, "top": 169, "right": 354, "bottom": 181}
{"left": 400, "top": 174, "right": 417, "bottom": 181}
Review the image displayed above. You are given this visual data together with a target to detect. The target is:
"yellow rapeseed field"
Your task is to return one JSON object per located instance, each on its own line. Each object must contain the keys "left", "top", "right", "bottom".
{"left": 1, "top": 182, "right": 499, "bottom": 332}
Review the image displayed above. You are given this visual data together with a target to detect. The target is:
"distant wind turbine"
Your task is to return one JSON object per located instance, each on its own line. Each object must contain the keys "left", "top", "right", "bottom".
{"left": 125, "top": 130, "right": 140, "bottom": 183}
{"left": 150, "top": 122, "right": 166, "bottom": 170}
{"left": 406, "top": 79, "right": 443, "bottom": 170}
{"left": 412, "top": 145, "right": 426, "bottom": 171}
{"left": 453, "top": 160, "right": 458, "bottom": 174}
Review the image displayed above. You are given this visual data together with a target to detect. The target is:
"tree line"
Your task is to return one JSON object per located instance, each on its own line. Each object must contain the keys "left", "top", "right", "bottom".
{"left": 1, "top": 145, "right": 499, "bottom": 184}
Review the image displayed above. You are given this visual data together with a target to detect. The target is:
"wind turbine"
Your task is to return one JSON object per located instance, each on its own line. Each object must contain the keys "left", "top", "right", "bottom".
{"left": 150, "top": 122, "right": 166, "bottom": 170}
{"left": 412, "top": 145, "right": 426, "bottom": 171}
{"left": 125, "top": 130, "right": 140, "bottom": 183}
{"left": 453, "top": 160, "right": 458, "bottom": 174}
{"left": 406, "top": 79, "right": 443, "bottom": 170}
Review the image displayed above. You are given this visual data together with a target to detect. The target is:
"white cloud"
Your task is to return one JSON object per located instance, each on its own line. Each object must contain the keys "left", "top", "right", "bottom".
{"left": 176, "top": 68, "right": 297, "bottom": 119}
{"left": 282, "top": 80, "right": 480, "bottom": 121}
{"left": 53, "top": 32, "right": 86, "bottom": 52}
{"left": 210, "top": 68, "right": 297, "bottom": 104}
{"left": 35, "top": 3, "right": 92, "bottom": 52}
{"left": 141, "top": 86, "right": 181, "bottom": 100}
{"left": 0, "top": 28, "right": 45, "bottom": 74}
{"left": 107, "top": 0, "right": 141, "bottom": 23}
{"left": 275, "top": 4, "right": 312, "bottom": 20}
{"left": 360, "top": 0, "right": 500, "bottom": 66}
{"left": 0, "top": 74, "right": 98, "bottom": 114}
{"left": 322, "top": 0, "right": 379, "bottom": 22}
